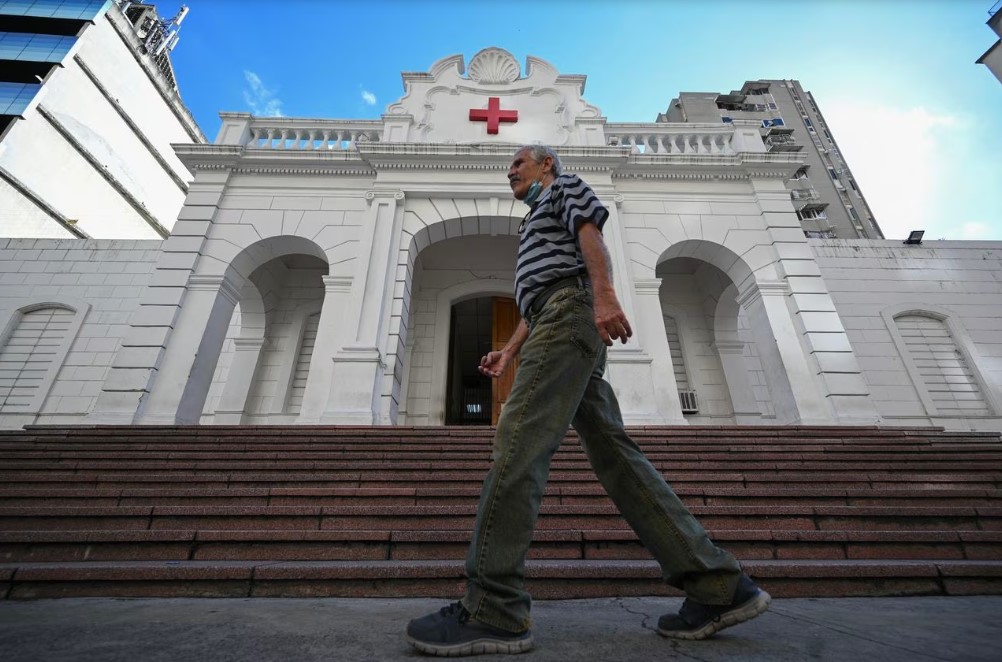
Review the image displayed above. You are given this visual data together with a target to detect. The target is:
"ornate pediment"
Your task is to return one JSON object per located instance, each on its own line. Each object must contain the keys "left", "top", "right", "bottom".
{"left": 385, "top": 47, "right": 604, "bottom": 146}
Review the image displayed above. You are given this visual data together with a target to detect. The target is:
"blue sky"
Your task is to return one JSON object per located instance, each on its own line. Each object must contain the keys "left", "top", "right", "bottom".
{"left": 166, "top": 0, "right": 1002, "bottom": 241}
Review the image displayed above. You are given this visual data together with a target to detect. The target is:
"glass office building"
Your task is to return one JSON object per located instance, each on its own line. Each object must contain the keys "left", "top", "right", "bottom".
{"left": 0, "top": 1, "right": 111, "bottom": 135}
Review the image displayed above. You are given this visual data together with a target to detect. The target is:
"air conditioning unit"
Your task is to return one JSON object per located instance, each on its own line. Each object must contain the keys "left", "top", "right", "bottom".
{"left": 678, "top": 390, "right": 699, "bottom": 414}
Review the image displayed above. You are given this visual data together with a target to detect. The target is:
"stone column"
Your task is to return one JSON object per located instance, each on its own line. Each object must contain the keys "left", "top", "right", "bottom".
{"left": 296, "top": 275, "right": 353, "bottom": 423}
{"left": 323, "top": 190, "right": 404, "bottom": 423}
{"left": 602, "top": 199, "right": 680, "bottom": 424}
{"left": 138, "top": 275, "right": 241, "bottom": 424}
{"left": 738, "top": 280, "right": 830, "bottom": 424}
{"left": 713, "top": 339, "right": 762, "bottom": 424}
{"left": 213, "top": 336, "right": 266, "bottom": 424}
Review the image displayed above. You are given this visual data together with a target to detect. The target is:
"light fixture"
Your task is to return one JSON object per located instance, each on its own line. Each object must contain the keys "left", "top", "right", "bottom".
{"left": 904, "top": 230, "right": 924, "bottom": 245}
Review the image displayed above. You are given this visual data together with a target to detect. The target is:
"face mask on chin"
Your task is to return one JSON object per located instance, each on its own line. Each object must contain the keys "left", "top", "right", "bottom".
{"left": 523, "top": 180, "right": 543, "bottom": 206}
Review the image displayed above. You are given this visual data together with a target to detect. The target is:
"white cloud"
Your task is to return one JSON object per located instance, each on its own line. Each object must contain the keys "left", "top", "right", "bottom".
{"left": 242, "top": 70, "right": 283, "bottom": 117}
{"left": 822, "top": 102, "right": 957, "bottom": 240}
{"left": 361, "top": 89, "right": 377, "bottom": 106}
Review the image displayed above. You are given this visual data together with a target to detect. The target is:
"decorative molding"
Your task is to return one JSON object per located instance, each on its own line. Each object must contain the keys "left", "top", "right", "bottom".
{"left": 365, "top": 190, "right": 405, "bottom": 203}
{"left": 187, "top": 274, "right": 241, "bottom": 304}
{"left": 467, "top": 48, "right": 520, "bottom": 84}
{"left": 233, "top": 337, "right": 267, "bottom": 350}
{"left": 632, "top": 278, "right": 662, "bottom": 293}
{"left": 322, "top": 275, "right": 354, "bottom": 292}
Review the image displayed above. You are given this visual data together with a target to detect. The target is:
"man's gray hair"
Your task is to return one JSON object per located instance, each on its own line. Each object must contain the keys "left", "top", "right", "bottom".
{"left": 516, "top": 144, "right": 562, "bottom": 176}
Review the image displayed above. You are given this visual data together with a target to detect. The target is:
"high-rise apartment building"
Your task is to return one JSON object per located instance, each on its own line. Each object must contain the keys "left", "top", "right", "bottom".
{"left": 978, "top": 1, "right": 1002, "bottom": 84}
{"left": 659, "top": 80, "right": 882, "bottom": 240}
{"left": 0, "top": 0, "right": 204, "bottom": 239}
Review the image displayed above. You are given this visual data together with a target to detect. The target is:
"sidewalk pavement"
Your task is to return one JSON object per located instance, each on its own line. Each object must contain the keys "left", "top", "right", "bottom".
{"left": 1, "top": 595, "right": 999, "bottom": 661}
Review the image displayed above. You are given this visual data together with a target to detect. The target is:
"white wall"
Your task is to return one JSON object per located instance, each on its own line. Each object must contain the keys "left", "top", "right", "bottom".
{"left": 0, "top": 238, "right": 160, "bottom": 427}
{"left": 0, "top": 7, "right": 200, "bottom": 239}
{"left": 813, "top": 239, "right": 1002, "bottom": 430}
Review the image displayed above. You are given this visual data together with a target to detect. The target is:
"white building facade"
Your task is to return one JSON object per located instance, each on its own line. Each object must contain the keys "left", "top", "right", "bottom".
{"left": 1, "top": 48, "right": 1000, "bottom": 431}
{"left": 0, "top": 1, "right": 204, "bottom": 239}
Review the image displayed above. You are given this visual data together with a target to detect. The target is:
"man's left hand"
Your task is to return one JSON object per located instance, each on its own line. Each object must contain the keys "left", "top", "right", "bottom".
{"left": 594, "top": 290, "right": 632, "bottom": 345}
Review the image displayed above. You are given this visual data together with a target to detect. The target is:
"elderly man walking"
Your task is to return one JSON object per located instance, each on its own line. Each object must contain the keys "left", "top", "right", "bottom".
{"left": 406, "top": 145, "right": 770, "bottom": 656}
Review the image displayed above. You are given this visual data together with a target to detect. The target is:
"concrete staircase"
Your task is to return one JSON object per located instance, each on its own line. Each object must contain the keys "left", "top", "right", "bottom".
{"left": 1, "top": 425, "right": 1000, "bottom": 599}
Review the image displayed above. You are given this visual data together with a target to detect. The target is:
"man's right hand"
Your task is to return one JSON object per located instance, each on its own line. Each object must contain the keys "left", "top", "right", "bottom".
{"left": 478, "top": 350, "right": 511, "bottom": 378}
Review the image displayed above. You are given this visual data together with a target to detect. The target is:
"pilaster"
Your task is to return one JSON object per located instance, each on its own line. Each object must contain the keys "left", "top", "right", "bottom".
{"left": 323, "top": 190, "right": 404, "bottom": 424}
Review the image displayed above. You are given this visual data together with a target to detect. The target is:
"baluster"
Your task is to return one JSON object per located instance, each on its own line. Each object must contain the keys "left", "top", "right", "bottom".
{"left": 642, "top": 134, "right": 657, "bottom": 154}
{"left": 696, "top": 134, "right": 708, "bottom": 155}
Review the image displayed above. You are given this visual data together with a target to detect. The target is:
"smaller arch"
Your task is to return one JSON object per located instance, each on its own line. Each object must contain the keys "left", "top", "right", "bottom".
{"left": 655, "top": 239, "right": 753, "bottom": 291}
{"left": 881, "top": 304, "right": 1001, "bottom": 417}
{"left": 0, "top": 297, "right": 90, "bottom": 417}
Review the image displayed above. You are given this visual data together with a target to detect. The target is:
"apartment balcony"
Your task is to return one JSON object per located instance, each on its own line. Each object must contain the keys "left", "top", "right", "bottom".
{"left": 765, "top": 133, "right": 803, "bottom": 152}
{"left": 790, "top": 188, "right": 822, "bottom": 209}
{"left": 787, "top": 176, "right": 813, "bottom": 191}
{"left": 989, "top": 0, "right": 1001, "bottom": 38}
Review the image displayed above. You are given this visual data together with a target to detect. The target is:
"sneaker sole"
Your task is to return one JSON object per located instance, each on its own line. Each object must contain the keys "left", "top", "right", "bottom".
{"left": 657, "top": 589, "right": 772, "bottom": 641}
{"left": 406, "top": 634, "right": 535, "bottom": 657}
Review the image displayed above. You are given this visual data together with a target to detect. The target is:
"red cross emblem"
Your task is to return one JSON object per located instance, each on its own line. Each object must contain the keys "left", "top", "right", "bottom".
{"left": 469, "top": 97, "right": 518, "bottom": 135}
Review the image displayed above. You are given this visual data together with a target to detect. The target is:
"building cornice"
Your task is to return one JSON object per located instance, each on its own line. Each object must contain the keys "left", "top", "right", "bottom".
{"left": 173, "top": 140, "right": 804, "bottom": 182}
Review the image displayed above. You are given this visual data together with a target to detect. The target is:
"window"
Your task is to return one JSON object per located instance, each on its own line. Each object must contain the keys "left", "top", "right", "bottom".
{"left": 894, "top": 315, "right": 991, "bottom": 416}
{"left": 663, "top": 316, "right": 690, "bottom": 392}
{"left": 797, "top": 208, "right": 828, "bottom": 221}
{"left": 828, "top": 167, "right": 839, "bottom": 181}
{"left": 0, "top": 304, "right": 85, "bottom": 414}
{"left": 286, "top": 312, "right": 320, "bottom": 414}
{"left": 0, "top": 32, "right": 76, "bottom": 63}
{"left": 0, "top": 81, "right": 41, "bottom": 115}
{"left": 721, "top": 116, "right": 733, "bottom": 123}
{"left": 803, "top": 117, "right": 815, "bottom": 132}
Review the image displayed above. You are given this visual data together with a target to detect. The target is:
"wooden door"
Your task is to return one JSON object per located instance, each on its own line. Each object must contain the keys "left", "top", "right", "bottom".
{"left": 491, "top": 297, "right": 521, "bottom": 425}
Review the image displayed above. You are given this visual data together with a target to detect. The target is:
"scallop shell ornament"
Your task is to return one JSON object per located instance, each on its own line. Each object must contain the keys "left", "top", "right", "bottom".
{"left": 467, "top": 48, "right": 520, "bottom": 84}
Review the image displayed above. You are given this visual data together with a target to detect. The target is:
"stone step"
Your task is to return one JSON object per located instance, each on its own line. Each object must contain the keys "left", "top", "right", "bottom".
{"left": 1, "top": 528, "right": 999, "bottom": 564}
{"left": 1, "top": 471, "right": 998, "bottom": 491}
{"left": 1, "top": 424, "right": 999, "bottom": 599}
{"left": 1, "top": 486, "right": 1000, "bottom": 508}
{"left": 2, "top": 559, "right": 1000, "bottom": 599}
{"left": 2, "top": 460, "right": 997, "bottom": 476}
{"left": 0, "top": 504, "right": 998, "bottom": 533}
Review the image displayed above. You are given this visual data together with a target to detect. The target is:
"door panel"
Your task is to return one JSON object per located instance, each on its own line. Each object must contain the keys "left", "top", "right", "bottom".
{"left": 491, "top": 297, "right": 520, "bottom": 425}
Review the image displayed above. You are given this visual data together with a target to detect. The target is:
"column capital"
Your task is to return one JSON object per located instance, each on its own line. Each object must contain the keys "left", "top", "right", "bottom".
{"left": 322, "top": 275, "right": 353, "bottom": 293}
{"left": 364, "top": 190, "right": 405, "bottom": 204}
{"left": 737, "top": 279, "right": 788, "bottom": 307}
{"left": 187, "top": 274, "right": 242, "bottom": 305}
{"left": 633, "top": 278, "right": 662, "bottom": 294}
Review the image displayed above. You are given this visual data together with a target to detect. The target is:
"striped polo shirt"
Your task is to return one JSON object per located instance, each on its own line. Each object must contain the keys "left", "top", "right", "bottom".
{"left": 515, "top": 173, "right": 610, "bottom": 317}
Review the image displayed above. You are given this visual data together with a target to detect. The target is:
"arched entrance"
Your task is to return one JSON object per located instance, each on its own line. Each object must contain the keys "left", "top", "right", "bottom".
{"left": 444, "top": 295, "right": 520, "bottom": 425}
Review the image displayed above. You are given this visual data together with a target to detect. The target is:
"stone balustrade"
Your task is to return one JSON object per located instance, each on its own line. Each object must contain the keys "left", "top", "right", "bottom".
{"left": 604, "top": 123, "right": 744, "bottom": 155}
{"left": 242, "top": 119, "right": 383, "bottom": 150}
{"left": 214, "top": 113, "right": 382, "bottom": 150}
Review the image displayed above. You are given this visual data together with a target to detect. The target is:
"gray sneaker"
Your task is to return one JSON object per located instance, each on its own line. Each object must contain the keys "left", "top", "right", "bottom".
{"left": 657, "top": 574, "right": 771, "bottom": 640}
{"left": 406, "top": 602, "right": 534, "bottom": 656}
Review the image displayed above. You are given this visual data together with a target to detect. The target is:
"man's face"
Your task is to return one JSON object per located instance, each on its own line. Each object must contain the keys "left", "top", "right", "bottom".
{"left": 508, "top": 149, "right": 549, "bottom": 200}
